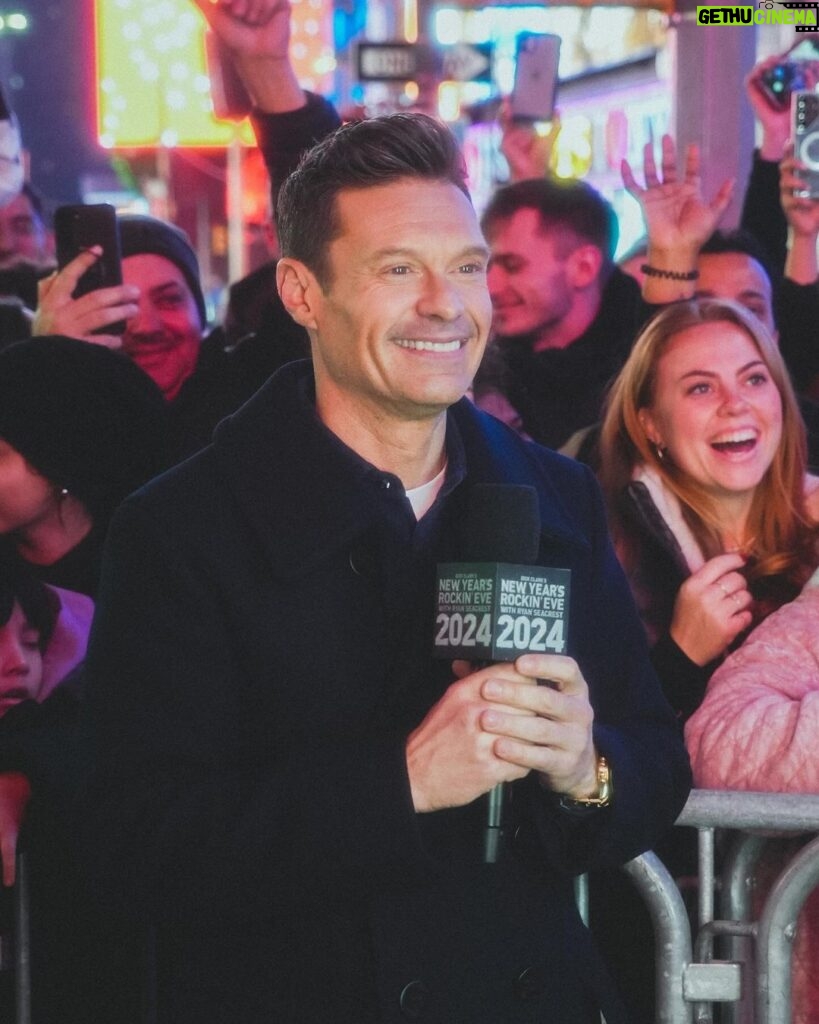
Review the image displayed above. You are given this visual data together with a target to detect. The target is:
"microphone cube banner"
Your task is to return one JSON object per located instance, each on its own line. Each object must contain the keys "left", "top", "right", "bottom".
{"left": 433, "top": 563, "right": 571, "bottom": 660}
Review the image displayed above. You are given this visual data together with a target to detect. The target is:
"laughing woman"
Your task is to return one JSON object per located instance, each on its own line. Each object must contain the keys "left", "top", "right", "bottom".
{"left": 593, "top": 297, "right": 819, "bottom": 1023}
{"left": 599, "top": 298, "right": 819, "bottom": 723}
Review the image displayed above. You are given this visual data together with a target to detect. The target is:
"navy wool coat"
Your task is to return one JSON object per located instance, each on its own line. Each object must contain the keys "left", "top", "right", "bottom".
{"left": 83, "top": 361, "right": 691, "bottom": 1024}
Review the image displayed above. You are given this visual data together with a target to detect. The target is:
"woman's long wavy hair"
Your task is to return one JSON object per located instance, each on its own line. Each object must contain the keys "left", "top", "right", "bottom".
{"left": 600, "top": 299, "right": 817, "bottom": 609}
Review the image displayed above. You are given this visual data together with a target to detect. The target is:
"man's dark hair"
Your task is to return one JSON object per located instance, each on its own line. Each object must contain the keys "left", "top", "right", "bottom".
{"left": 276, "top": 113, "right": 470, "bottom": 288}
{"left": 481, "top": 177, "right": 619, "bottom": 279}
{"left": 700, "top": 229, "right": 781, "bottom": 290}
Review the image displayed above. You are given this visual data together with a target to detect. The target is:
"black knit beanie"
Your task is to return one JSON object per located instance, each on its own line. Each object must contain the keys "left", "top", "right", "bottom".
{"left": 0, "top": 335, "right": 169, "bottom": 519}
{"left": 118, "top": 214, "right": 207, "bottom": 328}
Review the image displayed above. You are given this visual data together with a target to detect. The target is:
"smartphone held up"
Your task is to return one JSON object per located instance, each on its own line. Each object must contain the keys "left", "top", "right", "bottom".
{"left": 757, "top": 36, "right": 819, "bottom": 112}
{"left": 793, "top": 90, "right": 819, "bottom": 200}
{"left": 759, "top": 62, "right": 808, "bottom": 112}
{"left": 510, "top": 32, "right": 561, "bottom": 124}
{"left": 54, "top": 203, "right": 126, "bottom": 335}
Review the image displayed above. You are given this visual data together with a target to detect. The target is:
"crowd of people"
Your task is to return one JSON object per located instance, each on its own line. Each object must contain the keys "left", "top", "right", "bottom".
{"left": 0, "top": 0, "right": 817, "bottom": 1021}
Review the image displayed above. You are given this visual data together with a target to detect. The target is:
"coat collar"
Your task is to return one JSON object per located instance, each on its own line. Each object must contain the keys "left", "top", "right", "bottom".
{"left": 211, "top": 361, "right": 589, "bottom": 578}
{"left": 448, "top": 397, "right": 591, "bottom": 559}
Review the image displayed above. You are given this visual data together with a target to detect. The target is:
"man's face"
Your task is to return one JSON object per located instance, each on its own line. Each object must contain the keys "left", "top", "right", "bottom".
{"left": 121, "top": 254, "right": 203, "bottom": 402}
{"left": 485, "top": 207, "right": 572, "bottom": 343}
{"left": 302, "top": 178, "right": 492, "bottom": 427}
{"left": 0, "top": 192, "right": 49, "bottom": 270}
{"left": 697, "top": 252, "right": 776, "bottom": 334}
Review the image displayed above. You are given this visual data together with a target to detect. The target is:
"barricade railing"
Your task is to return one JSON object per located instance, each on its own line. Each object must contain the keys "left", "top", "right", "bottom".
{"left": 6, "top": 793, "right": 819, "bottom": 1024}
{"left": 14, "top": 852, "right": 30, "bottom": 1024}
{"left": 1, "top": 851, "right": 30, "bottom": 1024}
{"left": 624, "top": 789, "right": 819, "bottom": 1024}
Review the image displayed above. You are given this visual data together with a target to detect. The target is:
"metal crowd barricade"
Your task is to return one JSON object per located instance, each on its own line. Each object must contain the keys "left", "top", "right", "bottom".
{"left": 6, "top": 792, "right": 819, "bottom": 1024}
{"left": 0, "top": 850, "right": 30, "bottom": 1024}
{"left": 13, "top": 852, "right": 31, "bottom": 1024}
{"left": 623, "top": 789, "right": 819, "bottom": 1024}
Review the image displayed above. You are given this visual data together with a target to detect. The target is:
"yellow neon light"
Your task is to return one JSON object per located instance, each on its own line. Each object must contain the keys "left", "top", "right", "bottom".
{"left": 95, "top": 0, "right": 333, "bottom": 149}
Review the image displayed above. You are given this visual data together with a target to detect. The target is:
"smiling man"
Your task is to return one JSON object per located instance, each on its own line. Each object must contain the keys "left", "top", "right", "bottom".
{"left": 83, "top": 113, "right": 690, "bottom": 1024}
{"left": 473, "top": 177, "right": 646, "bottom": 452}
{"left": 31, "top": 214, "right": 251, "bottom": 462}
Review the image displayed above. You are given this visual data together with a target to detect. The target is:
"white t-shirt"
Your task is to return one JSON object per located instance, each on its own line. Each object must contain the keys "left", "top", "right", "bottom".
{"left": 405, "top": 462, "right": 447, "bottom": 520}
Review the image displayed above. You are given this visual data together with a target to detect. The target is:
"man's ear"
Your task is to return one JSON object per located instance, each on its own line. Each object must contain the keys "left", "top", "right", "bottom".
{"left": 277, "top": 258, "right": 321, "bottom": 331}
{"left": 567, "top": 244, "right": 604, "bottom": 290}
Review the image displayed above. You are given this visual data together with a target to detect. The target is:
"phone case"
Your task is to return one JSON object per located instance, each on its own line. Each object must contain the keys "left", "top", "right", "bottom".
{"left": 54, "top": 203, "right": 125, "bottom": 334}
{"left": 793, "top": 91, "right": 819, "bottom": 199}
{"left": 511, "top": 33, "right": 560, "bottom": 123}
{"left": 759, "top": 62, "right": 807, "bottom": 112}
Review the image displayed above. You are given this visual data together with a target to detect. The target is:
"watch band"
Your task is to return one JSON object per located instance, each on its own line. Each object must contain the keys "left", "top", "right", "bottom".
{"left": 558, "top": 755, "right": 612, "bottom": 811}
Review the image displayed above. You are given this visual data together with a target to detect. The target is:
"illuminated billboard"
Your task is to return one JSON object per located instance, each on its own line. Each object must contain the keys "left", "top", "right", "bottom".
{"left": 95, "top": 0, "right": 334, "bottom": 149}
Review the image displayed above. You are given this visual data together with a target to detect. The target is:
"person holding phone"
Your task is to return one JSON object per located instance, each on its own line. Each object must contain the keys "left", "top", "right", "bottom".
{"left": 32, "top": 209, "right": 290, "bottom": 463}
{"left": 31, "top": 0, "right": 341, "bottom": 465}
{"left": 742, "top": 48, "right": 819, "bottom": 273}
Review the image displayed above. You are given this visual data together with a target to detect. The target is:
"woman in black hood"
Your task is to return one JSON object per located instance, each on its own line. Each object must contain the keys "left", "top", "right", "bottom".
{"left": 0, "top": 334, "right": 168, "bottom": 595}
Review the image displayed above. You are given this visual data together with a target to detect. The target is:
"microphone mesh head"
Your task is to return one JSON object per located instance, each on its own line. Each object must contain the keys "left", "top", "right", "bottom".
{"left": 464, "top": 484, "right": 540, "bottom": 563}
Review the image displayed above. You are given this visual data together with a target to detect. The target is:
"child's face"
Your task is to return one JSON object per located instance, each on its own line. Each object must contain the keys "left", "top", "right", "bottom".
{"left": 0, "top": 600, "right": 43, "bottom": 715}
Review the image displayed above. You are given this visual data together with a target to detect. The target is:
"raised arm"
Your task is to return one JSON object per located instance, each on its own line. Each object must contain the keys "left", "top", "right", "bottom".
{"left": 621, "top": 134, "right": 733, "bottom": 304}
{"left": 193, "top": 0, "right": 340, "bottom": 207}
{"left": 193, "top": 0, "right": 304, "bottom": 113}
{"left": 740, "top": 55, "right": 819, "bottom": 270}
{"left": 498, "top": 100, "right": 561, "bottom": 183}
{"left": 780, "top": 147, "right": 819, "bottom": 287}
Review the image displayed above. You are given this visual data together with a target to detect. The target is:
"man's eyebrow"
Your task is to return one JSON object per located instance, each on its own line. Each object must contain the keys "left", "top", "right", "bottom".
{"left": 457, "top": 244, "right": 491, "bottom": 261}
{"left": 737, "top": 289, "right": 769, "bottom": 303}
{"left": 148, "top": 280, "right": 188, "bottom": 299}
{"left": 370, "top": 244, "right": 491, "bottom": 262}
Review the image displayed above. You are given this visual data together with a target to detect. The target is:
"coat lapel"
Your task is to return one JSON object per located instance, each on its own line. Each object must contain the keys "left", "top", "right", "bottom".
{"left": 209, "top": 362, "right": 591, "bottom": 580}
{"left": 210, "top": 363, "right": 382, "bottom": 580}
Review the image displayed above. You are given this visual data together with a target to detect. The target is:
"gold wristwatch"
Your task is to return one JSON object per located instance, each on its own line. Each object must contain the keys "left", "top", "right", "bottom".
{"left": 558, "top": 755, "right": 613, "bottom": 812}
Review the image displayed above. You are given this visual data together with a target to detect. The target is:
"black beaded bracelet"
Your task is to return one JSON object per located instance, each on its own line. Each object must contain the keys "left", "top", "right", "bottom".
{"left": 641, "top": 263, "right": 699, "bottom": 281}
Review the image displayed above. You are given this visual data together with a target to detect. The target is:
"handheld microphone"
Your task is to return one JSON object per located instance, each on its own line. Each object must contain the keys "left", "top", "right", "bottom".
{"left": 432, "top": 483, "right": 571, "bottom": 863}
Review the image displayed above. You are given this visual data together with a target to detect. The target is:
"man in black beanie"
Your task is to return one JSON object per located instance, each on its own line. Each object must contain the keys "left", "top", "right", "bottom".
{"left": 117, "top": 213, "right": 208, "bottom": 405}
{"left": 29, "top": 0, "right": 344, "bottom": 466}
{"left": 30, "top": 212, "right": 247, "bottom": 462}
{"left": 30, "top": 215, "right": 202, "bottom": 388}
